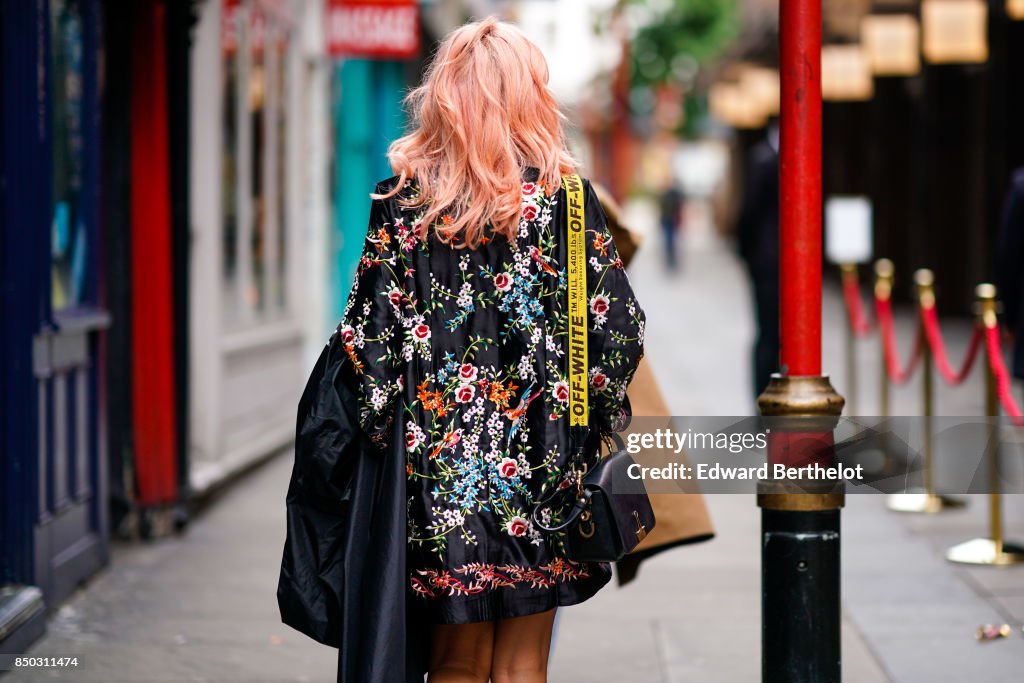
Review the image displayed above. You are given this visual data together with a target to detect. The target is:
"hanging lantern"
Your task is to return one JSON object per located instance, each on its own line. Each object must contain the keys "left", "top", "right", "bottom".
{"left": 709, "top": 81, "right": 765, "bottom": 129}
{"left": 921, "top": 0, "right": 988, "bottom": 64}
{"left": 1008, "top": 0, "right": 1024, "bottom": 20}
{"left": 740, "top": 67, "right": 781, "bottom": 120}
{"left": 861, "top": 14, "right": 921, "bottom": 76}
{"left": 821, "top": 45, "right": 874, "bottom": 101}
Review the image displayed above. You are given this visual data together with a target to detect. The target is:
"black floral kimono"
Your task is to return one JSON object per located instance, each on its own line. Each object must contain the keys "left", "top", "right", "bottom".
{"left": 336, "top": 169, "right": 646, "bottom": 624}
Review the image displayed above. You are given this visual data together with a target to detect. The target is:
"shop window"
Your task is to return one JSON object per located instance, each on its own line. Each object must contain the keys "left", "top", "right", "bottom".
{"left": 220, "top": 0, "right": 292, "bottom": 327}
{"left": 50, "top": 0, "right": 87, "bottom": 311}
{"left": 222, "top": 0, "right": 241, "bottom": 319}
{"left": 249, "top": 6, "right": 267, "bottom": 313}
{"left": 275, "top": 33, "right": 288, "bottom": 310}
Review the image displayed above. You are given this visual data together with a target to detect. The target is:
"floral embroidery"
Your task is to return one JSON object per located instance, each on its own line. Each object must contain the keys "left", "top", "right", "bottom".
{"left": 410, "top": 559, "right": 595, "bottom": 597}
{"left": 335, "top": 173, "right": 645, "bottom": 614}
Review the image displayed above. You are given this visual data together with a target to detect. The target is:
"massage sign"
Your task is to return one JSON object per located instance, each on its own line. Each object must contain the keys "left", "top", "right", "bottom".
{"left": 327, "top": 0, "right": 420, "bottom": 60}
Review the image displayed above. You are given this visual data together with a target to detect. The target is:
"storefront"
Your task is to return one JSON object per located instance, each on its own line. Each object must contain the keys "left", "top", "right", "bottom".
{"left": 188, "top": 0, "right": 321, "bottom": 493}
{"left": 0, "top": 0, "right": 110, "bottom": 652}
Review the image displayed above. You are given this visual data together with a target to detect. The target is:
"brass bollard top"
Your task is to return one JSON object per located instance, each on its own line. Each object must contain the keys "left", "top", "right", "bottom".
{"left": 976, "top": 283, "right": 998, "bottom": 328}
{"left": 915, "top": 269, "right": 935, "bottom": 308}
{"left": 874, "top": 259, "right": 894, "bottom": 300}
{"left": 975, "top": 283, "right": 997, "bottom": 302}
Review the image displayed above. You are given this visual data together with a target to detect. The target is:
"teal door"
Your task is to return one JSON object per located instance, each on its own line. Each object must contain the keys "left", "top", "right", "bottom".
{"left": 329, "top": 59, "right": 406, "bottom": 327}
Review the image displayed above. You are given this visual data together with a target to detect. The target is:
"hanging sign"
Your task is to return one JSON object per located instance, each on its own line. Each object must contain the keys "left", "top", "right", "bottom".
{"left": 861, "top": 14, "right": 921, "bottom": 76}
{"left": 327, "top": 0, "right": 419, "bottom": 60}
{"left": 821, "top": 45, "right": 874, "bottom": 101}
{"left": 825, "top": 196, "right": 873, "bottom": 264}
{"left": 921, "top": 0, "right": 988, "bottom": 64}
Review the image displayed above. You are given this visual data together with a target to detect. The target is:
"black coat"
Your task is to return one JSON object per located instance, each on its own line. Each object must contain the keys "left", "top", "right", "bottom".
{"left": 996, "top": 168, "right": 1024, "bottom": 379}
{"left": 277, "top": 328, "right": 428, "bottom": 683}
{"left": 735, "top": 138, "right": 779, "bottom": 284}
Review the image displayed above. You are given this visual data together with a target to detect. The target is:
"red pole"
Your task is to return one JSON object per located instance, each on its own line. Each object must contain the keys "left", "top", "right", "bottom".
{"left": 778, "top": 0, "right": 822, "bottom": 377}
{"left": 760, "top": 3, "right": 842, "bottom": 680}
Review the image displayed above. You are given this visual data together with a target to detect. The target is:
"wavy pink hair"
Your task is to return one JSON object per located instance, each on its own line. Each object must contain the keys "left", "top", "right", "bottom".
{"left": 373, "top": 17, "right": 578, "bottom": 248}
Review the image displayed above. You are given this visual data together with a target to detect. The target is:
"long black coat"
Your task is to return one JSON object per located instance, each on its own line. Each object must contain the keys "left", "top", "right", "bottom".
{"left": 277, "top": 328, "right": 427, "bottom": 683}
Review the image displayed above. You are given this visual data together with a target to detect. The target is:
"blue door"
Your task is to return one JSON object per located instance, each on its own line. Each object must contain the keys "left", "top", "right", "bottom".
{"left": 329, "top": 58, "right": 406, "bottom": 326}
{"left": 0, "top": 0, "right": 109, "bottom": 647}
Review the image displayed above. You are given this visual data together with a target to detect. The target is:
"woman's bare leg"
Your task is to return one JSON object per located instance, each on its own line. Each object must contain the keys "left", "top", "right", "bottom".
{"left": 429, "top": 621, "right": 495, "bottom": 683}
{"left": 490, "top": 609, "right": 557, "bottom": 683}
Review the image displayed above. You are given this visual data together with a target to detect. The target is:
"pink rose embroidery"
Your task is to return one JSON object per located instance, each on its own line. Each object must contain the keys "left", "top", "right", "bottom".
{"left": 412, "top": 324, "right": 431, "bottom": 342}
{"left": 458, "top": 363, "right": 478, "bottom": 383}
{"left": 498, "top": 457, "right": 519, "bottom": 478}
{"left": 506, "top": 516, "right": 529, "bottom": 537}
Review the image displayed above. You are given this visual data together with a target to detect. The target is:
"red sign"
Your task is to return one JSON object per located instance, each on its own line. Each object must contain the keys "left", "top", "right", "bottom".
{"left": 327, "top": 0, "right": 419, "bottom": 59}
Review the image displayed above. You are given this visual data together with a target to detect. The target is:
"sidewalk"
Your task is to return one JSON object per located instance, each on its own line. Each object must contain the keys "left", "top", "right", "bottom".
{"left": 18, "top": 457, "right": 336, "bottom": 682}
{"left": 18, "top": 199, "right": 1024, "bottom": 682}
{"left": 547, "top": 198, "right": 1023, "bottom": 681}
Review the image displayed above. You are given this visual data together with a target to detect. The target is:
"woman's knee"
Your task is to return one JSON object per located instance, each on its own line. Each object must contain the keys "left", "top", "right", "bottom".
{"left": 429, "top": 622, "right": 494, "bottom": 682}
{"left": 490, "top": 610, "right": 555, "bottom": 682}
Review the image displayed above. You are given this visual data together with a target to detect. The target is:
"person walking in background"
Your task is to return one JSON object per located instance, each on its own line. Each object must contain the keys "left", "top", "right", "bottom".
{"left": 279, "top": 18, "right": 646, "bottom": 683}
{"left": 996, "top": 167, "right": 1024, "bottom": 384}
{"left": 736, "top": 119, "right": 780, "bottom": 401}
{"left": 659, "top": 181, "right": 686, "bottom": 271}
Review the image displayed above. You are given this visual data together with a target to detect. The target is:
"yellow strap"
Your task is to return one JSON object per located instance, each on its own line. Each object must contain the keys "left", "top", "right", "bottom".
{"left": 563, "top": 174, "right": 588, "bottom": 428}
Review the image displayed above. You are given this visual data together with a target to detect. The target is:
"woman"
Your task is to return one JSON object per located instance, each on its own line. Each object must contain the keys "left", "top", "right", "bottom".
{"left": 337, "top": 18, "right": 644, "bottom": 682}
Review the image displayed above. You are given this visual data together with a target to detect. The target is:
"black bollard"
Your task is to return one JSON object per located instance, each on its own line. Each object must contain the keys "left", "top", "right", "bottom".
{"left": 762, "top": 508, "right": 841, "bottom": 682}
{"left": 757, "top": 375, "right": 845, "bottom": 683}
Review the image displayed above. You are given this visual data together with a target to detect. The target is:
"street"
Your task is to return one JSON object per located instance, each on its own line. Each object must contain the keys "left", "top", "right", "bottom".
{"left": 16, "top": 200, "right": 1024, "bottom": 682}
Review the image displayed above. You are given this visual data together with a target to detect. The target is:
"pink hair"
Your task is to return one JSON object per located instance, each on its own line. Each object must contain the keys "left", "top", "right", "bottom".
{"left": 373, "top": 17, "right": 578, "bottom": 248}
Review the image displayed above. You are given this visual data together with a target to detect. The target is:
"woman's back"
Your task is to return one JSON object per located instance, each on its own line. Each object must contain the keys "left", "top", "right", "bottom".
{"left": 335, "top": 167, "right": 645, "bottom": 623}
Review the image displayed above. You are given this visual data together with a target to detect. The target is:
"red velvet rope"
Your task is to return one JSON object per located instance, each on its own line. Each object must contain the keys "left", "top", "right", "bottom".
{"left": 983, "top": 325, "right": 1024, "bottom": 426}
{"left": 841, "top": 275, "right": 874, "bottom": 337}
{"left": 875, "top": 296, "right": 923, "bottom": 385}
{"left": 919, "top": 305, "right": 983, "bottom": 386}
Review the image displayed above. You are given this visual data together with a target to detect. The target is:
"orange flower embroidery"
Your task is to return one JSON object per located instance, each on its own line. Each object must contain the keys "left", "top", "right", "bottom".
{"left": 417, "top": 382, "right": 450, "bottom": 416}
{"left": 344, "top": 343, "right": 364, "bottom": 374}
{"left": 488, "top": 380, "right": 517, "bottom": 409}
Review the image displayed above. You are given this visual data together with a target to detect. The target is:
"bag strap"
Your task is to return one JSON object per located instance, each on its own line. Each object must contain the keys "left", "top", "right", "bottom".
{"left": 529, "top": 175, "right": 592, "bottom": 533}
{"left": 563, "top": 174, "right": 589, "bottom": 449}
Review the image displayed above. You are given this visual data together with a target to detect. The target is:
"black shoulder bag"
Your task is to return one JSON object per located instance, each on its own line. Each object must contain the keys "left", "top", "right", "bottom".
{"left": 529, "top": 175, "right": 655, "bottom": 563}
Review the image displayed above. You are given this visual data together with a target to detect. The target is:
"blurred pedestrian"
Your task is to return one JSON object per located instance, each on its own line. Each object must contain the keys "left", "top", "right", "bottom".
{"left": 736, "top": 119, "right": 780, "bottom": 400}
{"left": 996, "top": 167, "right": 1024, "bottom": 381}
{"left": 659, "top": 181, "right": 686, "bottom": 270}
{"left": 591, "top": 183, "right": 715, "bottom": 584}
{"left": 279, "top": 17, "right": 646, "bottom": 683}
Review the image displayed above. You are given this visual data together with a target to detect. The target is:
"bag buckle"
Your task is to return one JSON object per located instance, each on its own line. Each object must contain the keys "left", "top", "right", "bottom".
{"left": 633, "top": 510, "right": 648, "bottom": 543}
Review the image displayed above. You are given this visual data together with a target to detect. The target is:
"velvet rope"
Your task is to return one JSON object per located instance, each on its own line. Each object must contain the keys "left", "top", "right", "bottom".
{"left": 983, "top": 324, "right": 1024, "bottom": 426}
{"left": 919, "top": 305, "right": 983, "bottom": 386}
{"left": 874, "top": 295, "right": 923, "bottom": 385}
{"left": 841, "top": 274, "right": 874, "bottom": 337}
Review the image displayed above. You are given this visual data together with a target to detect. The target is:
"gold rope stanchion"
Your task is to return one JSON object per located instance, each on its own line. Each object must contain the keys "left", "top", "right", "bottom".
{"left": 840, "top": 263, "right": 859, "bottom": 415}
{"left": 874, "top": 259, "right": 893, "bottom": 419}
{"left": 887, "top": 269, "right": 965, "bottom": 513}
{"left": 946, "top": 284, "right": 1024, "bottom": 565}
